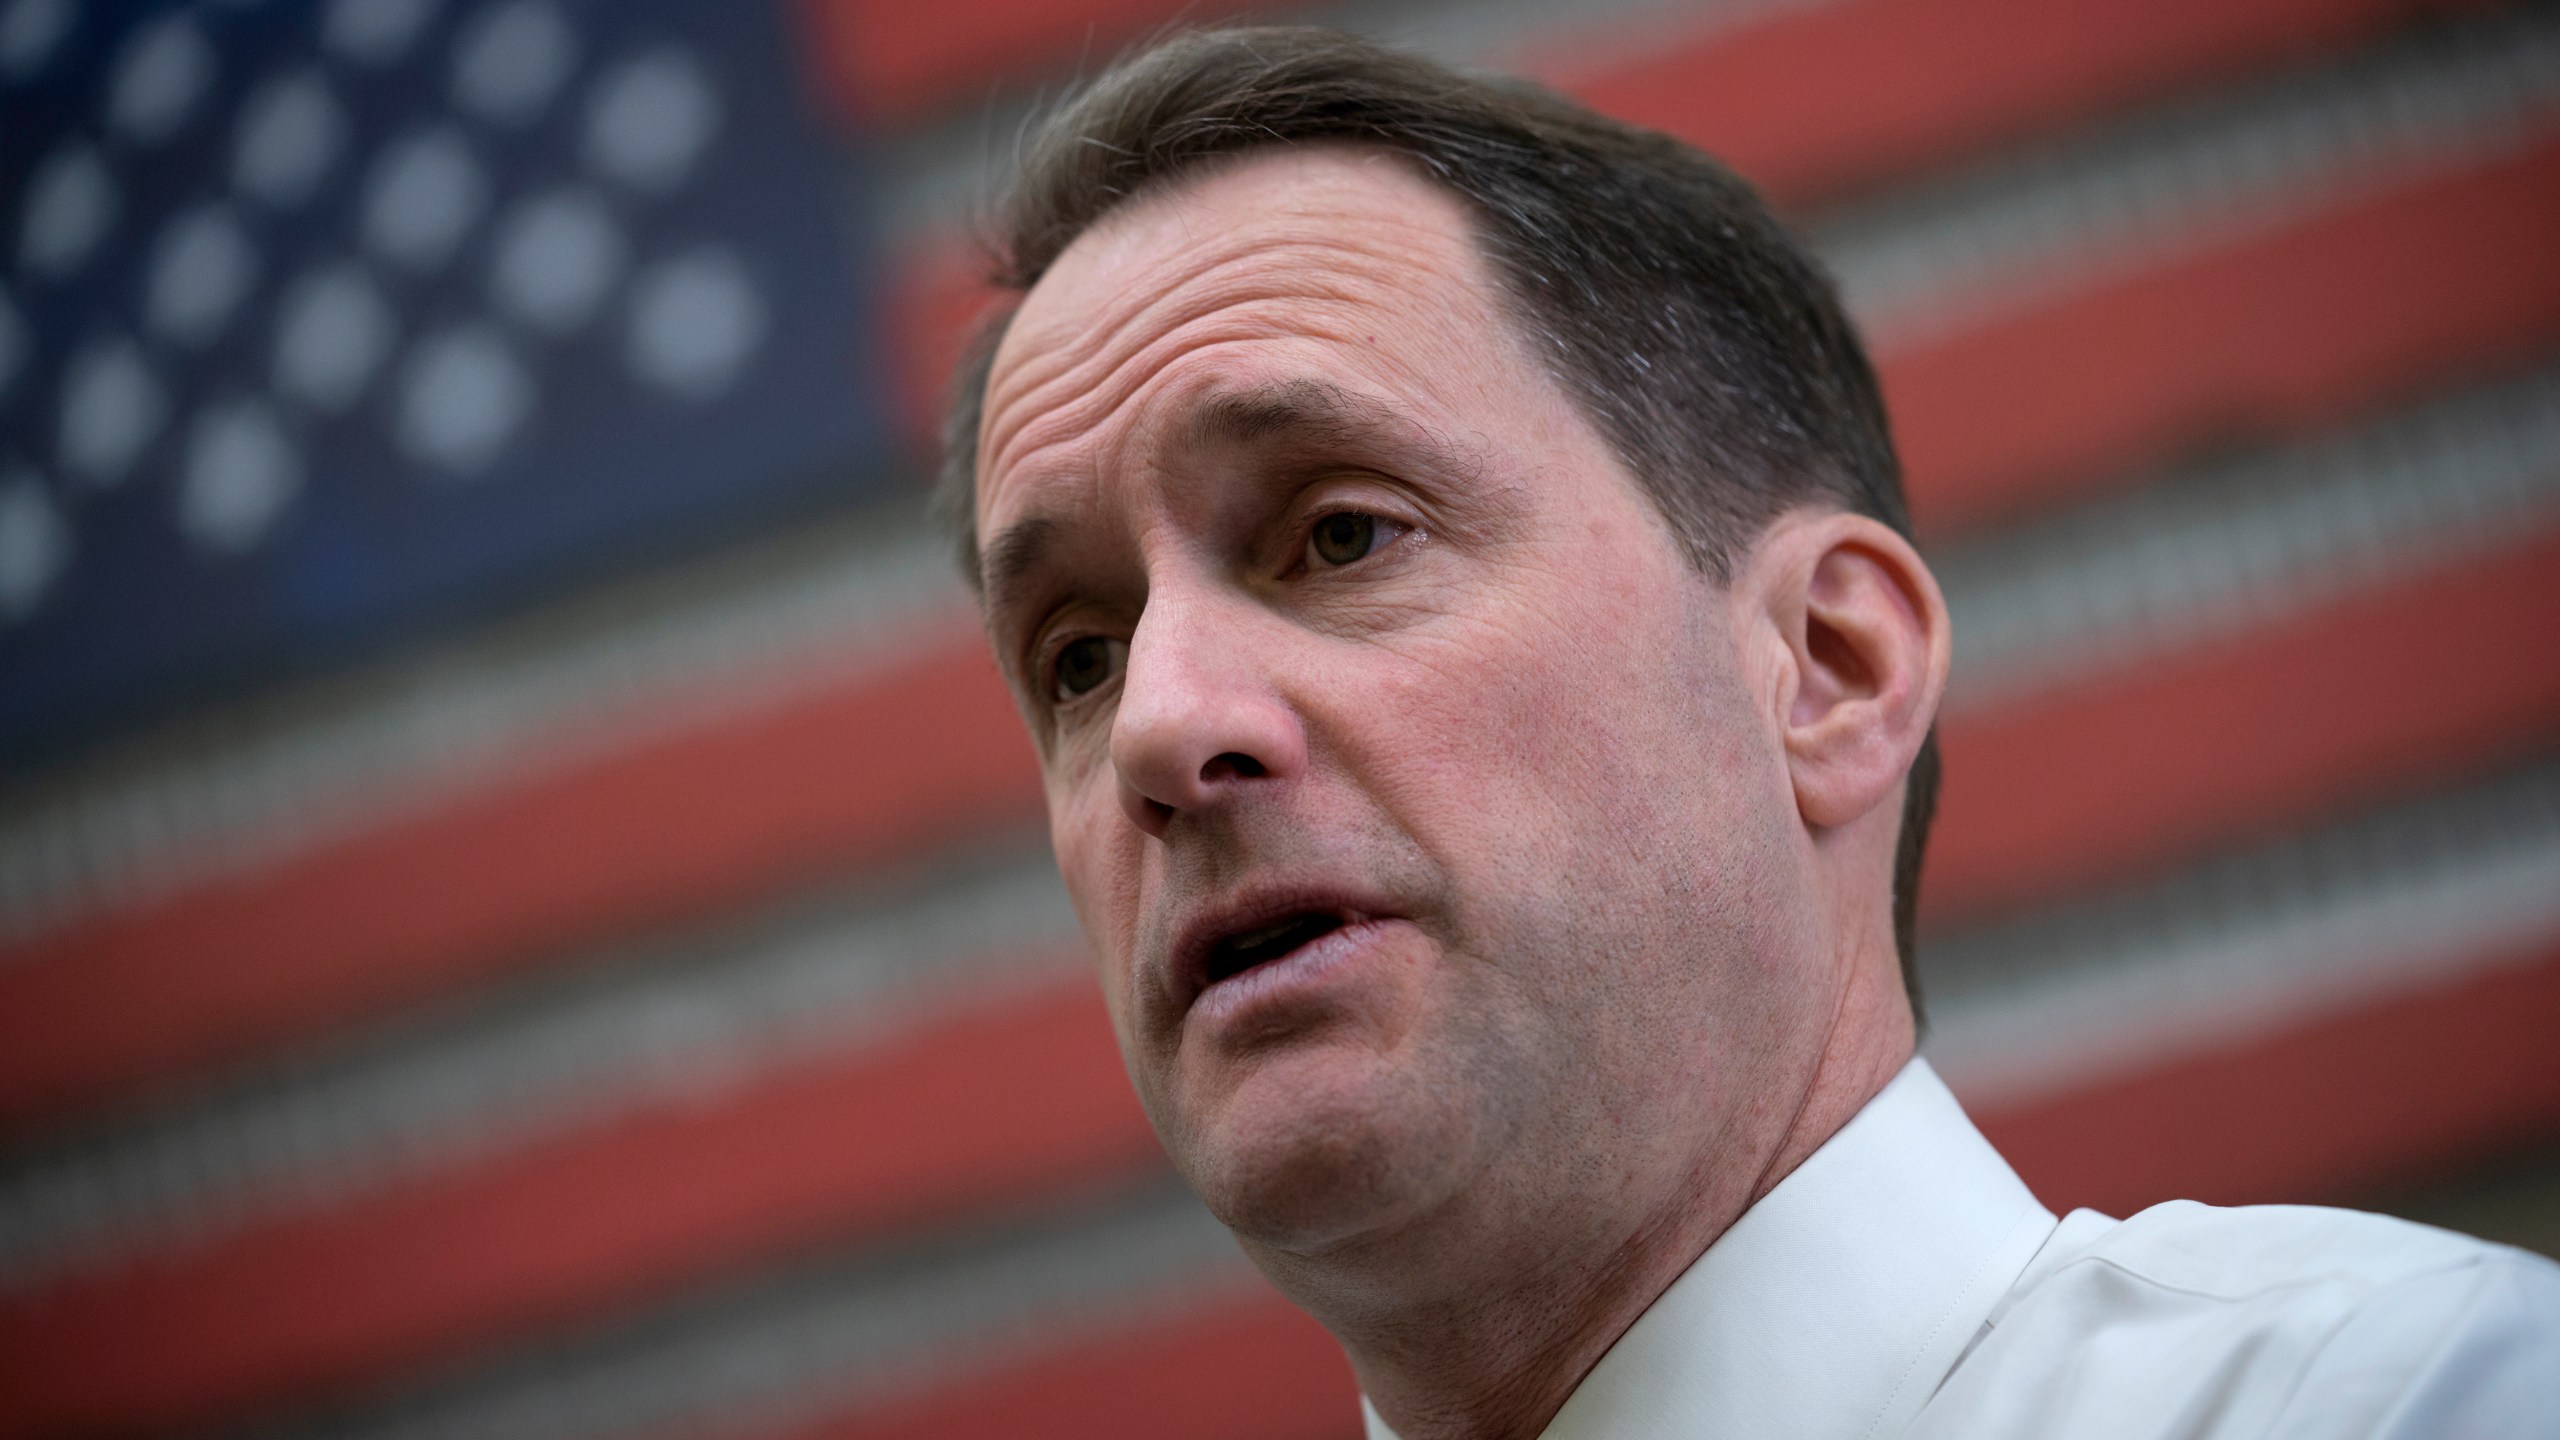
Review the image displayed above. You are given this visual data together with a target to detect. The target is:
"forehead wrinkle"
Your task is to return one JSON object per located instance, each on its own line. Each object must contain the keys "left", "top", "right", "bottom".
{"left": 987, "top": 305, "right": 1389, "bottom": 508}
{"left": 983, "top": 227, "right": 1358, "bottom": 449}
{"left": 981, "top": 229, "right": 1448, "bottom": 493}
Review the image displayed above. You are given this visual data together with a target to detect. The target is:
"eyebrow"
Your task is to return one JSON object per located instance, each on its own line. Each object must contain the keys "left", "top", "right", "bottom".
{"left": 1183, "top": 377, "right": 1368, "bottom": 453}
{"left": 979, "top": 512, "right": 1058, "bottom": 622}
{"left": 976, "top": 377, "right": 1447, "bottom": 620}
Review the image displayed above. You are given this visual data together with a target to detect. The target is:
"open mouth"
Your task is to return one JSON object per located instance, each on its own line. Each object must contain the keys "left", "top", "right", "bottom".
{"left": 1202, "top": 911, "right": 1347, "bottom": 988}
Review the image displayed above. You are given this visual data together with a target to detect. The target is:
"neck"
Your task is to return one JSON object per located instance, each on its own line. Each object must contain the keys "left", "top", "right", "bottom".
{"left": 1284, "top": 940, "right": 1916, "bottom": 1440}
{"left": 1314, "top": 1158, "right": 1754, "bottom": 1439}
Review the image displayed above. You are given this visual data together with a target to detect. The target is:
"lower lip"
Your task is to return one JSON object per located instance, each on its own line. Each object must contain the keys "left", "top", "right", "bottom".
{"left": 1188, "top": 918, "right": 1400, "bottom": 1030}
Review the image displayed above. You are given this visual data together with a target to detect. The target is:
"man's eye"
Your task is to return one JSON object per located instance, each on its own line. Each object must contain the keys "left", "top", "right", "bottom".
{"left": 1051, "top": 635, "right": 1126, "bottom": 700}
{"left": 1309, "top": 512, "right": 1380, "bottom": 567}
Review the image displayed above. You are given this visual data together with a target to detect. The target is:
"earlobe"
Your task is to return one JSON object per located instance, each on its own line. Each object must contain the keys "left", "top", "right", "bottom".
{"left": 1753, "top": 512, "right": 1950, "bottom": 831}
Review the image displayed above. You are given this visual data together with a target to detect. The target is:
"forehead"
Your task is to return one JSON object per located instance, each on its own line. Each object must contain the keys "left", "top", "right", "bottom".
{"left": 974, "top": 146, "right": 1536, "bottom": 543}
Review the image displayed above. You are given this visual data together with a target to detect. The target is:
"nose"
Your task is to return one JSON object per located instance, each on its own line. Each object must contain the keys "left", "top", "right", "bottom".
{"left": 1109, "top": 595, "right": 1306, "bottom": 837}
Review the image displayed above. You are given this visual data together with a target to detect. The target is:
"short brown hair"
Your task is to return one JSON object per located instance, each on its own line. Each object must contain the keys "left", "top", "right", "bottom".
{"left": 939, "top": 26, "right": 1939, "bottom": 1011}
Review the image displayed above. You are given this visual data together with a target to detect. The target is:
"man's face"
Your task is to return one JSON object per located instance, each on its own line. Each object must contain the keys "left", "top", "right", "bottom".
{"left": 974, "top": 149, "right": 1821, "bottom": 1262}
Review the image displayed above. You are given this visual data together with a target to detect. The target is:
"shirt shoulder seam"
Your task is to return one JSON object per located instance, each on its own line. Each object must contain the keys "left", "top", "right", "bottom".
{"left": 2034, "top": 1245, "right": 2490, "bottom": 1307}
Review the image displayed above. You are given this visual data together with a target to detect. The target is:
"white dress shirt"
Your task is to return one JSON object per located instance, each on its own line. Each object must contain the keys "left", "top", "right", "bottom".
{"left": 1362, "top": 1059, "right": 2560, "bottom": 1439}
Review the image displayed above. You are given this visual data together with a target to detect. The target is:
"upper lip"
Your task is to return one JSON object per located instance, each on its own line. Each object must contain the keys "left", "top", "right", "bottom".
{"left": 1163, "top": 882, "right": 1392, "bottom": 1014}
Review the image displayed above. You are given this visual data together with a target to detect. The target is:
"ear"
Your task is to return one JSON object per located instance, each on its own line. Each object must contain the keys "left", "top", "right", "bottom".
{"left": 1745, "top": 511, "right": 1950, "bottom": 831}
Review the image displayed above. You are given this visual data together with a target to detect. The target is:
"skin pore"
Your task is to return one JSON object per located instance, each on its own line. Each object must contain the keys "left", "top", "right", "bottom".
{"left": 972, "top": 146, "right": 1948, "bottom": 1440}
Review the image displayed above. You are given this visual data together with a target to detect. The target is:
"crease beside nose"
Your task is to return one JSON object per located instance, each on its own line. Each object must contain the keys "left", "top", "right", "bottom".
{"left": 1110, "top": 607, "right": 1304, "bottom": 834}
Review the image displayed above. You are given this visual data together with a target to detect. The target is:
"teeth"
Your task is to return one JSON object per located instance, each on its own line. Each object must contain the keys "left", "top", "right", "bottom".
{"left": 1229, "top": 917, "right": 1308, "bottom": 951}
{"left": 1209, "top": 913, "right": 1342, "bottom": 979}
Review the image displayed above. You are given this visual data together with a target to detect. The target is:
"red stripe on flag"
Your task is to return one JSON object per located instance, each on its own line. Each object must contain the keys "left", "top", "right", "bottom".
{"left": 1977, "top": 940, "right": 2560, "bottom": 1219}
{"left": 0, "top": 970, "right": 1157, "bottom": 1440}
{"left": 798, "top": 0, "right": 1256, "bottom": 124}
{"left": 868, "top": 0, "right": 2525, "bottom": 445}
{"left": 796, "top": 0, "right": 2478, "bottom": 183}
{"left": 896, "top": 135, "right": 2560, "bottom": 489}
{"left": 1885, "top": 136, "right": 2560, "bottom": 534}
{"left": 1927, "top": 521, "right": 2560, "bottom": 926}
{"left": 1566, "top": 0, "right": 2496, "bottom": 207}
{"left": 0, "top": 629, "right": 1042, "bottom": 1134}
{"left": 887, "top": 244, "right": 1001, "bottom": 447}
{"left": 760, "top": 1287, "right": 1359, "bottom": 1440}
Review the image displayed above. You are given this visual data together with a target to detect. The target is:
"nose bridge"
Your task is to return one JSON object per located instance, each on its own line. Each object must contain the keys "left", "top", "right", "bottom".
{"left": 1128, "top": 570, "right": 1253, "bottom": 699}
{"left": 1110, "top": 575, "right": 1303, "bottom": 830}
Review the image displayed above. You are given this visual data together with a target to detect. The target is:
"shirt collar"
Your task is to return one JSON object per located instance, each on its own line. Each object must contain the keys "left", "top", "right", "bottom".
{"left": 1362, "top": 1058, "right": 2056, "bottom": 1440}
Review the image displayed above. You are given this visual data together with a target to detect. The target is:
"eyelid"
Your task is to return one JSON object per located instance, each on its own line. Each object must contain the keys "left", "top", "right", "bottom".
{"left": 1016, "top": 618, "right": 1068, "bottom": 699}
{"left": 1035, "top": 627, "right": 1127, "bottom": 711}
{"left": 1034, "top": 628, "right": 1083, "bottom": 696}
{"left": 1293, "top": 499, "right": 1415, "bottom": 571}
{"left": 1299, "top": 471, "right": 1419, "bottom": 517}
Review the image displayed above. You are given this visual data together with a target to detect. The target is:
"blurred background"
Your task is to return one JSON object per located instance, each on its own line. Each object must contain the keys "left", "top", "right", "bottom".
{"left": 2, "top": 0, "right": 2557, "bottom": 1435}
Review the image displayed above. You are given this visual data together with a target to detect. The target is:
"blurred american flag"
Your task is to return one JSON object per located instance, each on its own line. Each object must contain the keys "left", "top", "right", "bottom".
{"left": 1, "top": 0, "right": 2557, "bottom": 1437}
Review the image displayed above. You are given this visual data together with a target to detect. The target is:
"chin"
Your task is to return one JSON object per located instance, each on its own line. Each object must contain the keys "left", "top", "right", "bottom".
{"left": 1174, "top": 1035, "right": 1478, "bottom": 1254}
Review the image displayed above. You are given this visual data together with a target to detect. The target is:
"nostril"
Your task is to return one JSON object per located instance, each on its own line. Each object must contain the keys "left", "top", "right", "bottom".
{"left": 1202, "top": 751, "right": 1266, "bottom": 782}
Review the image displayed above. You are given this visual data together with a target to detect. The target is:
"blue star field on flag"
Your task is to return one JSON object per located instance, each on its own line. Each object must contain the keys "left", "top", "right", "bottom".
{"left": 0, "top": 0, "right": 891, "bottom": 765}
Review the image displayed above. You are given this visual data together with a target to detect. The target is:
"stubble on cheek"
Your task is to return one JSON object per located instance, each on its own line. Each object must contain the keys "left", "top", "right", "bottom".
{"left": 1389, "top": 538, "right": 1800, "bottom": 1172}
{"left": 1054, "top": 784, "right": 1151, "bottom": 1050}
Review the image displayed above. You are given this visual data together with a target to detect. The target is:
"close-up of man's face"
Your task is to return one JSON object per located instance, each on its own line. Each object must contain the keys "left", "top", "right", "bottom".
{"left": 971, "top": 148, "right": 1836, "bottom": 1266}
{"left": 12, "top": 9, "right": 2557, "bottom": 1436}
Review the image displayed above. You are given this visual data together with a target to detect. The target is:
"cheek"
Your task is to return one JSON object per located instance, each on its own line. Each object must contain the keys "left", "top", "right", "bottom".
{"left": 1313, "top": 545, "right": 1799, "bottom": 1040}
{"left": 1050, "top": 779, "right": 1145, "bottom": 1028}
{"left": 1356, "top": 563, "right": 1736, "bottom": 848}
